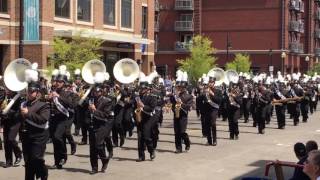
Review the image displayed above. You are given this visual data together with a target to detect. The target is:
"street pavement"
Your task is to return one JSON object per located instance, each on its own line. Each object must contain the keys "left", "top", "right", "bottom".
{"left": 1, "top": 110, "right": 320, "bottom": 180}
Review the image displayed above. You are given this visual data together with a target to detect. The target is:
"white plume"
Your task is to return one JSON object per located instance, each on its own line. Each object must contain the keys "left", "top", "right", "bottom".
{"left": 25, "top": 69, "right": 39, "bottom": 82}
{"left": 104, "top": 72, "right": 110, "bottom": 81}
{"left": 182, "top": 72, "right": 188, "bottom": 82}
{"left": 74, "top": 69, "right": 81, "bottom": 75}
{"left": 31, "top": 63, "right": 38, "bottom": 70}
{"left": 59, "top": 65, "right": 67, "bottom": 75}
{"left": 93, "top": 72, "right": 105, "bottom": 84}
{"left": 52, "top": 69, "right": 59, "bottom": 76}
{"left": 66, "top": 72, "right": 71, "bottom": 80}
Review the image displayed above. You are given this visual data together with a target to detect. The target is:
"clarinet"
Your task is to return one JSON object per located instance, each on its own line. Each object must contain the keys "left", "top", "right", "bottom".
{"left": 89, "top": 98, "right": 94, "bottom": 129}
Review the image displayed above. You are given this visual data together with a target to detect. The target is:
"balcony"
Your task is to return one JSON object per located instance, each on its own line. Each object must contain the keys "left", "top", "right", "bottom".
{"left": 289, "top": 42, "right": 303, "bottom": 54}
{"left": 155, "top": 0, "right": 160, "bottom": 11}
{"left": 175, "top": 41, "right": 192, "bottom": 52}
{"left": 289, "top": 21, "right": 300, "bottom": 32}
{"left": 175, "top": 0, "right": 194, "bottom": 10}
{"left": 175, "top": 21, "right": 194, "bottom": 31}
{"left": 289, "top": 0, "right": 304, "bottom": 12}
{"left": 315, "top": 29, "right": 320, "bottom": 39}
{"left": 315, "top": 48, "right": 320, "bottom": 56}
{"left": 315, "top": 10, "right": 320, "bottom": 20}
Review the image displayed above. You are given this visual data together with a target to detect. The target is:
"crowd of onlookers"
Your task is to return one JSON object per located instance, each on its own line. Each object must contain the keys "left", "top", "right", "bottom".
{"left": 290, "top": 140, "right": 320, "bottom": 180}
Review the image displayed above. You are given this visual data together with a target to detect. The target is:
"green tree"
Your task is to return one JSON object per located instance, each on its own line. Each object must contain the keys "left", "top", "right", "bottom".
{"left": 307, "top": 63, "right": 320, "bottom": 76}
{"left": 48, "top": 33, "right": 103, "bottom": 78}
{"left": 225, "top": 53, "right": 251, "bottom": 72}
{"left": 178, "top": 35, "right": 216, "bottom": 84}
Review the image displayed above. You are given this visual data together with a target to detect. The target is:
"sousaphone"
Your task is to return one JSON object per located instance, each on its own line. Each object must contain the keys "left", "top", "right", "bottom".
{"left": 3, "top": 58, "right": 32, "bottom": 114}
{"left": 113, "top": 58, "right": 140, "bottom": 84}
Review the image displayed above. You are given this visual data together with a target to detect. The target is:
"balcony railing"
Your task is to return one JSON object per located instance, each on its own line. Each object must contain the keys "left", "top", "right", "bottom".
{"left": 175, "top": 0, "right": 194, "bottom": 10}
{"left": 315, "top": 48, "right": 320, "bottom": 56}
{"left": 289, "top": 21, "right": 304, "bottom": 33}
{"left": 175, "top": 41, "right": 192, "bottom": 52}
{"left": 315, "top": 10, "right": 320, "bottom": 20}
{"left": 175, "top": 21, "right": 194, "bottom": 31}
{"left": 289, "top": 42, "right": 303, "bottom": 54}
{"left": 315, "top": 29, "right": 320, "bottom": 39}
{"left": 155, "top": 0, "right": 160, "bottom": 11}
{"left": 289, "top": 21, "right": 300, "bottom": 32}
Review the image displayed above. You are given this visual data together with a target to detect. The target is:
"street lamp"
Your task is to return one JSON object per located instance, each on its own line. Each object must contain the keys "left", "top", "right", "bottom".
{"left": 305, "top": 56, "right": 310, "bottom": 72}
{"left": 281, "top": 52, "right": 286, "bottom": 75}
{"left": 226, "top": 32, "right": 232, "bottom": 63}
{"left": 269, "top": 49, "right": 273, "bottom": 75}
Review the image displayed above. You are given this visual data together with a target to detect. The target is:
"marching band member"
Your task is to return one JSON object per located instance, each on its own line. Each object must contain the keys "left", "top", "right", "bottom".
{"left": 227, "top": 83, "right": 242, "bottom": 140}
{"left": 87, "top": 72, "right": 114, "bottom": 174}
{"left": 272, "top": 81, "right": 287, "bottom": 129}
{"left": 49, "top": 65, "right": 75, "bottom": 169}
{"left": 256, "top": 84, "right": 272, "bottom": 134}
{"left": 134, "top": 76, "right": 157, "bottom": 161}
{"left": 202, "top": 75, "right": 222, "bottom": 145}
{"left": 20, "top": 65, "right": 50, "bottom": 180}
{"left": 170, "top": 71, "right": 193, "bottom": 153}
{"left": 1, "top": 89, "right": 23, "bottom": 168}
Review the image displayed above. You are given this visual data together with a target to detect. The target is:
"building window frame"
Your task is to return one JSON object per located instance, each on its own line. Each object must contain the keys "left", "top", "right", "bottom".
{"left": 54, "top": 0, "right": 73, "bottom": 23}
{"left": 103, "top": 0, "right": 118, "bottom": 30}
{"left": 0, "top": 0, "right": 9, "bottom": 18}
{"left": 120, "top": 0, "right": 134, "bottom": 32}
{"left": 76, "top": 0, "right": 94, "bottom": 26}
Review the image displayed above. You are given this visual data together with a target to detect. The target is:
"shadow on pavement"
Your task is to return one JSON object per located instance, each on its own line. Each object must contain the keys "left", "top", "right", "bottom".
{"left": 231, "top": 160, "right": 295, "bottom": 180}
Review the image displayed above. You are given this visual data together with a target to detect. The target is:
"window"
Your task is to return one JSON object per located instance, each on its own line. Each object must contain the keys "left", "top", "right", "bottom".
{"left": 180, "top": 14, "right": 193, "bottom": 21}
{"left": 77, "top": 0, "right": 91, "bottom": 22}
{"left": 104, "top": 0, "right": 115, "bottom": 25}
{"left": 141, "top": 6, "right": 147, "bottom": 38}
{"left": 0, "top": 0, "right": 8, "bottom": 13}
{"left": 121, "top": 0, "right": 132, "bottom": 28}
{"left": 55, "top": 0, "right": 70, "bottom": 18}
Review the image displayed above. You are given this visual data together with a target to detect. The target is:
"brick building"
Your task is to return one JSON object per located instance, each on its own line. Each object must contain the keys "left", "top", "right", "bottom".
{"left": 155, "top": 0, "right": 320, "bottom": 77}
{"left": 0, "top": 0, "right": 155, "bottom": 75}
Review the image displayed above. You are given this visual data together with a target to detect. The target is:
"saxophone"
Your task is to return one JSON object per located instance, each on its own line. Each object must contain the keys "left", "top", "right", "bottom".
{"left": 135, "top": 96, "right": 143, "bottom": 123}
{"left": 174, "top": 95, "right": 181, "bottom": 119}
{"left": 0, "top": 97, "right": 8, "bottom": 111}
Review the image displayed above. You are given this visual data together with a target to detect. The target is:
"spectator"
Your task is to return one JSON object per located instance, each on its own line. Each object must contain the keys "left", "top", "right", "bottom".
{"left": 306, "top": 141, "right": 318, "bottom": 153}
{"left": 290, "top": 142, "right": 310, "bottom": 180}
{"left": 303, "top": 150, "right": 320, "bottom": 180}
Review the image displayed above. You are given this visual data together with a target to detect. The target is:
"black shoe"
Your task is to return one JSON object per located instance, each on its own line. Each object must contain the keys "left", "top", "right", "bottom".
{"left": 259, "top": 129, "right": 265, "bottom": 134}
{"left": 90, "top": 169, "right": 98, "bottom": 175}
{"left": 235, "top": 135, "right": 239, "bottom": 140}
{"left": 109, "top": 151, "right": 113, "bottom": 159}
{"left": 229, "top": 136, "right": 234, "bottom": 140}
{"left": 129, "top": 131, "right": 133, "bottom": 137}
{"left": 278, "top": 126, "right": 285, "bottom": 129}
{"left": 0, "top": 143, "right": 2, "bottom": 150}
{"left": 266, "top": 121, "right": 270, "bottom": 125}
{"left": 136, "top": 157, "right": 145, "bottom": 162}
{"left": 120, "top": 137, "right": 125, "bottom": 147}
{"left": 78, "top": 141, "right": 87, "bottom": 145}
{"left": 212, "top": 141, "right": 217, "bottom": 146}
{"left": 294, "top": 122, "right": 298, "bottom": 126}
{"left": 14, "top": 157, "right": 22, "bottom": 166}
{"left": 51, "top": 164, "right": 62, "bottom": 169}
{"left": 253, "top": 123, "right": 257, "bottom": 127}
{"left": 4, "top": 162, "right": 12, "bottom": 168}
{"left": 150, "top": 151, "right": 156, "bottom": 160}
{"left": 101, "top": 159, "right": 109, "bottom": 173}
{"left": 58, "top": 159, "right": 66, "bottom": 166}
{"left": 244, "top": 120, "right": 248, "bottom": 123}
{"left": 185, "top": 145, "right": 190, "bottom": 152}
{"left": 71, "top": 144, "right": 77, "bottom": 155}
{"left": 175, "top": 149, "right": 182, "bottom": 154}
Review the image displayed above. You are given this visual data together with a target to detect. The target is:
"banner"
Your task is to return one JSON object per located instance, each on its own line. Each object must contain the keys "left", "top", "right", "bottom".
{"left": 24, "top": 0, "right": 39, "bottom": 42}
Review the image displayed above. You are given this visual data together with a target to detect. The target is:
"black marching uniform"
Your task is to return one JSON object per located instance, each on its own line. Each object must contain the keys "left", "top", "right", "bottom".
{"left": 203, "top": 87, "right": 223, "bottom": 145}
{"left": 20, "top": 98, "right": 50, "bottom": 180}
{"left": 2, "top": 92, "right": 23, "bottom": 167}
{"left": 49, "top": 88, "right": 74, "bottom": 168}
{"left": 87, "top": 93, "right": 114, "bottom": 173}
{"left": 171, "top": 89, "right": 193, "bottom": 152}
{"left": 135, "top": 90, "right": 157, "bottom": 160}
{"left": 227, "top": 86, "right": 242, "bottom": 140}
